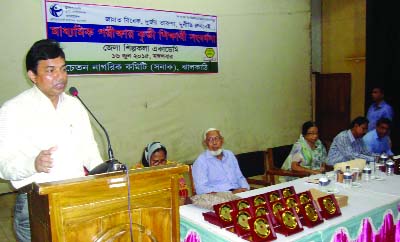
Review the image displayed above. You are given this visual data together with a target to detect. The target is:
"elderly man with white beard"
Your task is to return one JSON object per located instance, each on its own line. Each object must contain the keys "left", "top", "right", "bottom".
{"left": 192, "top": 128, "right": 250, "bottom": 195}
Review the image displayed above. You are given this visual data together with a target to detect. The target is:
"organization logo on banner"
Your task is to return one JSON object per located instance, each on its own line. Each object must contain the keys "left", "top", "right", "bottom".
{"left": 49, "top": 4, "right": 63, "bottom": 17}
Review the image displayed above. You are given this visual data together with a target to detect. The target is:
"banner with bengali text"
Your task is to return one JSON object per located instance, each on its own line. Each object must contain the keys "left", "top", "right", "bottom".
{"left": 44, "top": 1, "right": 218, "bottom": 74}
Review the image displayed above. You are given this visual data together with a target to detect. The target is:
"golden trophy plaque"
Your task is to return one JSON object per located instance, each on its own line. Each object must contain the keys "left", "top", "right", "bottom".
{"left": 235, "top": 199, "right": 251, "bottom": 211}
{"left": 232, "top": 208, "right": 253, "bottom": 236}
{"left": 254, "top": 206, "right": 268, "bottom": 217}
{"left": 299, "top": 200, "right": 323, "bottom": 227}
{"left": 275, "top": 207, "right": 304, "bottom": 236}
{"left": 317, "top": 194, "right": 342, "bottom": 219}
{"left": 266, "top": 190, "right": 282, "bottom": 203}
{"left": 219, "top": 204, "right": 233, "bottom": 222}
{"left": 250, "top": 195, "right": 276, "bottom": 226}
{"left": 252, "top": 195, "right": 267, "bottom": 207}
{"left": 297, "top": 190, "right": 313, "bottom": 205}
{"left": 270, "top": 200, "right": 285, "bottom": 222}
{"left": 246, "top": 215, "right": 277, "bottom": 242}
{"left": 237, "top": 211, "right": 251, "bottom": 230}
{"left": 254, "top": 217, "right": 271, "bottom": 238}
{"left": 285, "top": 196, "right": 300, "bottom": 214}
{"left": 280, "top": 186, "right": 296, "bottom": 198}
{"left": 202, "top": 201, "right": 235, "bottom": 228}
{"left": 305, "top": 204, "right": 318, "bottom": 222}
{"left": 281, "top": 211, "right": 298, "bottom": 229}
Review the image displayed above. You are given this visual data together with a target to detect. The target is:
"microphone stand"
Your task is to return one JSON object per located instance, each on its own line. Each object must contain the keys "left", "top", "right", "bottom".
{"left": 71, "top": 88, "right": 132, "bottom": 242}
{"left": 73, "top": 94, "right": 126, "bottom": 174}
{"left": 75, "top": 95, "right": 114, "bottom": 159}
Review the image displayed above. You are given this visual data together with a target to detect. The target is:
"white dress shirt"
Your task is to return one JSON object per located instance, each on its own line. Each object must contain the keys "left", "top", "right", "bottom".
{"left": 0, "top": 86, "right": 103, "bottom": 189}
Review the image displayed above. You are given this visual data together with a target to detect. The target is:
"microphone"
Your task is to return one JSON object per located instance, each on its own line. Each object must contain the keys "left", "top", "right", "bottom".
{"left": 70, "top": 87, "right": 134, "bottom": 241}
{"left": 69, "top": 87, "right": 126, "bottom": 174}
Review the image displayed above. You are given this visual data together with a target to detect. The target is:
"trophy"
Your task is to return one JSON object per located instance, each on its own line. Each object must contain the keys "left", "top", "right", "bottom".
{"left": 275, "top": 207, "right": 304, "bottom": 236}
{"left": 254, "top": 205, "right": 269, "bottom": 218}
{"left": 284, "top": 194, "right": 300, "bottom": 214}
{"left": 248, "top": 194, "right": 277, "bottom": 226}
{"left": 249, "top": 194, "right": 267, "bottom": 207}
{"left": 203, "top": 201, "right": 235, "bottom": 228}
{"left": 317, "top": 194, "right": 342, "bottom": 219}
{"left": 231, "top": 207, "right": 253, "bottom": 236}
{"left": 297, "top": 190, "right": 313, "bottom": 205}
{"left": 298, "top": 200, "right": 323, "bottom": 227}
{"left": 265, "top": 190, "right": 283, "bottom": 204}
{"left": 233, "top": 198, "right": 252, "bottom": 211}
{"left": 245, "top": 214, "right": 277, "bottom": 241}
{"left": 269, "top": 199, "right": 286, "bottom": 223}
{"left": 280, "top": 186, "right": 296, "bottom": 199}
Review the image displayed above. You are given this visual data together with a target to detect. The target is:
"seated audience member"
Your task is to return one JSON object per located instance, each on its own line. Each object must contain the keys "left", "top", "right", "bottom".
{"left": 363, "top": 118, "right": 393, "bottom": 156}
{"left": 327, "top": 116, "right": 375, "bottom": 166}
{"left": 366, "top": 87, "right": 394, "bottom": 131}
{"left": 192, "top": 128, "right": 250, "bottom": 195}
{"left": 279, "top": 121, "right": 327, "bottom": 182}
{"left": 137, "top": 142, "right": 189, "bottom": 203}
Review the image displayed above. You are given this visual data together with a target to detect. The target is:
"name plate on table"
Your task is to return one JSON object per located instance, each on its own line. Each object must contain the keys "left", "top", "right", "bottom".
{"left": 275, "top": 207, "right": 304, "bottom": 236}
{"left": 317, "top": 194, "right": 342, "bottom": 219}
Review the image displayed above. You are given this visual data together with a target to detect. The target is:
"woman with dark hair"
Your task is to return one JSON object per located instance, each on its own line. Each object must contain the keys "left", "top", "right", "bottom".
{"left": 136, "top": 142, "right": 189, "bottom": 204}
{"left": 279, "top": 121, "right": 327, "bottom": 182}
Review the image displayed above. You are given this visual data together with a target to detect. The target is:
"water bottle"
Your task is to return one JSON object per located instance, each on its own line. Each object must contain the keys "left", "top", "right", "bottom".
{"left": 379, "top": 153, "right": 388, "bottom": 168}
{"left": 318, "top": 171, "right": 330, "bottom": 192}
{"left": 343, "top": 165, "right": 352, "bottom": 188}
{"left": 362, "top": 161, "right": 372, "bottom": 182}
{"left": 386, "top": 159, "right": 394, "bottom": 176}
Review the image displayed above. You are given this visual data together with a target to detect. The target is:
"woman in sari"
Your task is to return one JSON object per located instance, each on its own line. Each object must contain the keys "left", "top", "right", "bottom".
{"left": 279, "top": 121, "right": 327, "bottom": 182}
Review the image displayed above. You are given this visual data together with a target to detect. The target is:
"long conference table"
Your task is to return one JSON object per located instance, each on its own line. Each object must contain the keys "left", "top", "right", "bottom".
{"left": 180, "top": 174, "right": 400, "bottom": 242}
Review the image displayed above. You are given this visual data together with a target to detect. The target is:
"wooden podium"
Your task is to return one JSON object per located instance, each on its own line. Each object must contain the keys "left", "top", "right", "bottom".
{"left": 28, "top": 164, "right": 189, "bottom": 242}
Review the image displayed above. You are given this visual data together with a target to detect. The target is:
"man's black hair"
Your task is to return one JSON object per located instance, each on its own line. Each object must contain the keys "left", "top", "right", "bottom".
{"left": 350, "top": 116, "right": 369, "bottom": 128}
{"left": 25, "top": 39, "right": 65, "bottom": 74}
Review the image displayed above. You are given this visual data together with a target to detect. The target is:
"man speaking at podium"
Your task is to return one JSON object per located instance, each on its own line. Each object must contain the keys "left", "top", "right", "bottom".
{"left": 0, "top": 39, "right": 104, "bottom": 242}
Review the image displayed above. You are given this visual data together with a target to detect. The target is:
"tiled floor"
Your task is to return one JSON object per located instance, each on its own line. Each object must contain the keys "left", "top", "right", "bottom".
{"left": 0, "top": 192, "right": 17, "bottom": 242}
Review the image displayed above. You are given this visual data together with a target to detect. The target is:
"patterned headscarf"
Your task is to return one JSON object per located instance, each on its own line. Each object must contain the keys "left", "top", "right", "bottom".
{"left": 143, "top": 142, "right": 167, "bottom": 167}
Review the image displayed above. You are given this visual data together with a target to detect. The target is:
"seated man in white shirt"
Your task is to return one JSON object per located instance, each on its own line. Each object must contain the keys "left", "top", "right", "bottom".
{"left": 192, "top": 128, "right": 250, "bottom": 195}
{"left": 0, "top": 39, "right": 104, "bottom": 242}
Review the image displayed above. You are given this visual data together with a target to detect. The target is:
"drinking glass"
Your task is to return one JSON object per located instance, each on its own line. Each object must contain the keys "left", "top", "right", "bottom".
{"left": 371, "top": 154, "right": 379, "bottom": 179}
{"left": 374, "top": 156, "right": 385, "bottom": 180}
{"left": 351, "top": 168, "right": 361, "bottom": 187}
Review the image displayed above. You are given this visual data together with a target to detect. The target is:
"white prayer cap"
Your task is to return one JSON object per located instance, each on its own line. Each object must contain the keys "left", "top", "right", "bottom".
{"left": 203, "top": 128, "right": 222, "bottom": 140}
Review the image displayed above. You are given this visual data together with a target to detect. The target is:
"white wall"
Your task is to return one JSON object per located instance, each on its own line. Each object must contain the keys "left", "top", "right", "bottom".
{"left": 0, "top": 0, "right": 311, "bottom": 193}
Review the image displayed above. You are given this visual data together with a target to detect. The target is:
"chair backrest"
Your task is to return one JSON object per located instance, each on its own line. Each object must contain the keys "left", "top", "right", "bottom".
{"left": 236, "top": 151, "right": 266, "bottom": 178}
{"left": 188, "top": 164, "right": 196, "bottom": 196}
{"left": 270, "top": 144, "right": 293, "bottom": 169}
{"left": 265, "top": 144, "right": 311, "bottom": 185}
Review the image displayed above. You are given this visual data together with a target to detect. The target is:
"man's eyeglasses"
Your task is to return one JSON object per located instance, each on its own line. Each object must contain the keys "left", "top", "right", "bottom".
{"left": 206, "top": 136, "right": 222, "bottom": 143}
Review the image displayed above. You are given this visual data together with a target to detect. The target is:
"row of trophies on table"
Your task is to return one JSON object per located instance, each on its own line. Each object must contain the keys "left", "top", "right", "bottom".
{"left": 203, "top": 186, "right": 342, "bottom": 242}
